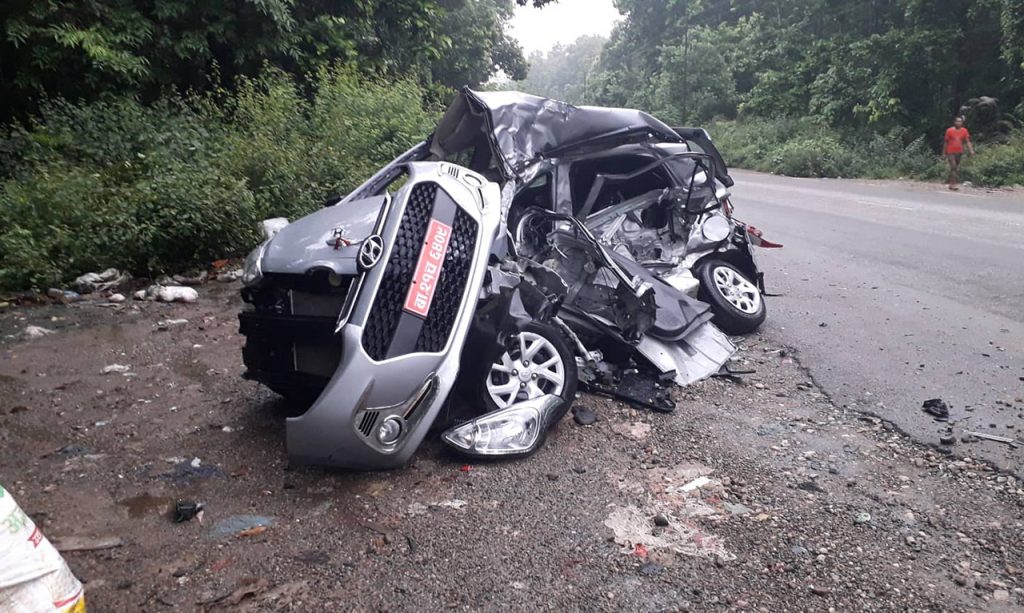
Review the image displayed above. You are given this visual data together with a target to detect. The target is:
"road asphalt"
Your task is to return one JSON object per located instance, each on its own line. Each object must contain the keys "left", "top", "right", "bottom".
{"left": 732, "top": 170, "right": 1024, "bottom": 474}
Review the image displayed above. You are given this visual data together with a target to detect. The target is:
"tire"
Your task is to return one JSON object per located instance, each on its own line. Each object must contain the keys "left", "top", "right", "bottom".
{"left": 478, "top": 321, "right": 578, "bottom": 426}
{"left": 697, "top": 259, "right": 767, "bottom": 335}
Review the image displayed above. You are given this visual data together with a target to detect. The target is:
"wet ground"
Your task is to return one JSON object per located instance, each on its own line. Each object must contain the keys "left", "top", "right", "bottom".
{"left": 1, "top": 283, "right": 1022, "bottom": 611}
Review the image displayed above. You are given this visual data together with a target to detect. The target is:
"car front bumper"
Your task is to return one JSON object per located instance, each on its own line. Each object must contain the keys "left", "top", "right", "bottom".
{"left": 285, "top": 163, "right": 502, "bottom": 469}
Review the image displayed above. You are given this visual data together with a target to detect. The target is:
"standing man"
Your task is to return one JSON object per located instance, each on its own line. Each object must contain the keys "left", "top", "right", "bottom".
{"left": 944, "top": 116, "right": 974, "bottom": 190}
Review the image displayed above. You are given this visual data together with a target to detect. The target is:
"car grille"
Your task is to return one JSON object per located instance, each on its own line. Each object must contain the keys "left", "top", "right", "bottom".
{"left": 415, "top": 208, "right": 475, "bottom": 353}
{"left": 362, "top": 182, "right": 478, "bottom": 361}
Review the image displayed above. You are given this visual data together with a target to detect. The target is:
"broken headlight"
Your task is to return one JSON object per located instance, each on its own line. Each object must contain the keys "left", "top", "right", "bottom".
{"left": 441, "top": 396, "right": 561, "bottom": 457}
{"left": 701, "top": 214, "right": 732, "bottom": 243}
{"left": 241, "top": 242, "right": 268, "bottom": 287}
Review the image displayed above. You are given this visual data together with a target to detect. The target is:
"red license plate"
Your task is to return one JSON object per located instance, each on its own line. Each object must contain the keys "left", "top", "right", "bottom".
{"left": 403, "top": 218, "right": 453, "bottom": 318}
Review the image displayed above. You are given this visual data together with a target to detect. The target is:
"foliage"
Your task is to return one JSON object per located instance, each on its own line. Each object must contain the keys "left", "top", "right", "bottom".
{"left": 0, "top": 69, "right": 436, "bottom": 290}
{"left": 584, "top": 0, "right": 1023, "bottom": 144}
{"left": 960, "top": 134, "right": 1024, "bottom": 186}
{"left": 0, "top": 0, "right": 531, "bottom": 121}
{"left": 652, "top": 27, "right": 736, "bottom": 124}
{"left": 510, "top": 35, "right": 606, "bottom": 103}
{"left": 710, "top": 117, "right": 1023, "bottom": 186}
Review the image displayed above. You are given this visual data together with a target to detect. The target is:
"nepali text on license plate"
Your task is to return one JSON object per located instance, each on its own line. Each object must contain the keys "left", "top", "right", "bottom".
{"left": 403, "top": 218, "right": 453, "bottom": 318}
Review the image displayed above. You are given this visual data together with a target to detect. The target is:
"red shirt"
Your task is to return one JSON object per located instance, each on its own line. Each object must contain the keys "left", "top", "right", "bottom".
{"left": 945, "top": 127, "right": 970, "bottom": 154}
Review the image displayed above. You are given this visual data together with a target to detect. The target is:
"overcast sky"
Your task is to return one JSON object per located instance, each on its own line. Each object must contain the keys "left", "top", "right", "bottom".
{"left": 509, "top": 0, "right": 621, "bottom": 55}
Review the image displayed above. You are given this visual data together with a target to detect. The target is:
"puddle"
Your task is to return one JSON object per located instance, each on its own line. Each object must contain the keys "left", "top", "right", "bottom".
{"left": 119, "top": 493, "right": 172, "bottom": 519}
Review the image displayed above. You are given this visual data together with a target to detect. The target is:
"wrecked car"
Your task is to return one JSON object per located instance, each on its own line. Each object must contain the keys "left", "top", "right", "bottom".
{"left": 238, "top": 89, "right": 779, "bottom": 469}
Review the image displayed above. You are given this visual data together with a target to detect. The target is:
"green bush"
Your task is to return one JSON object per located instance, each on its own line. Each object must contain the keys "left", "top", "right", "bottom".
{"left": 710, "top": 117, "right": 1024, "bottom": 186}
{"left": 961, "top": 135, "right": 1024, "bottom": 187}
{"left": 0, "top": 68, "right": 436, "bottom": 290}
{"left": 769, "top": 134, "right": 858, "bottom": 178}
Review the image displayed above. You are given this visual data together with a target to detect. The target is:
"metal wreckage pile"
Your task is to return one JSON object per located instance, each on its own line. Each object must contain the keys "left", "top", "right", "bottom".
{"left": 237, "top": 88, "right": 781, "bottom": 470}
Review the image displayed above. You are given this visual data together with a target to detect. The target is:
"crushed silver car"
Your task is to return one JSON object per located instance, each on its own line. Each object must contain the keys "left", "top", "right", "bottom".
{"left": 238, "top": 89, "right": 780, "bottom": 469}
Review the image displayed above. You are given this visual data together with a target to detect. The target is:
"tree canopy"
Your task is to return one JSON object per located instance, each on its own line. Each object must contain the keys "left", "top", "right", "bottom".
{"left": 512, "top": 34, "right": 606, "bottom": 103}
{"left": 0, "top": 0, "right": 554, "bottom": 121}
{"left": 576, "top": 0, "right": 1023, "bottom": 141}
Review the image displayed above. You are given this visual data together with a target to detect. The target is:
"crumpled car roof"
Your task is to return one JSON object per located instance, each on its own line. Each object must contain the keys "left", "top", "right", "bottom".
{"left": 431, "top": 88, "right": 683, "bottom": 180}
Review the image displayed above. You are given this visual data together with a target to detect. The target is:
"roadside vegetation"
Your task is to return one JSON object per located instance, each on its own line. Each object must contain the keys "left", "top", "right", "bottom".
{"left": 513, "top": 0, "right": 1024, "bottom": 187}
{"left": 0, "top": 70, "right": 436, "bottom": 290}
{"left": 0, "top": 1, "right": 553, "bottom": 290}
{"left": 2, "top": 0, "right": 1022, "bottom": 290}
{"left": 709, "top": 119, "right": 1024, "bottom": 186}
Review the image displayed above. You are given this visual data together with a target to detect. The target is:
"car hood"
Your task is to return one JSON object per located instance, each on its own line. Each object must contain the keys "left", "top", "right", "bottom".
{"left": 431, "top": 88, "right": 682, "bottom": 180}
{"left": 261, "top": 195, "right": 386, "bottom": 277}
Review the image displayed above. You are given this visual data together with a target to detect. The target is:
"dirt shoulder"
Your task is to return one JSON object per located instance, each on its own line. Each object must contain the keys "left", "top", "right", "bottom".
{"left": 1, "top": 284, "right": 1021, "bottom": 611}
{"left": 731, "top": 168, "right": 1022, "bottom": 197}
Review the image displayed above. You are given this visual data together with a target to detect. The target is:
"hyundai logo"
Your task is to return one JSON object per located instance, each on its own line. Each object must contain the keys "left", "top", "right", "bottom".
{"left": 358, "top": 234, "right": 385, "bottom": 270}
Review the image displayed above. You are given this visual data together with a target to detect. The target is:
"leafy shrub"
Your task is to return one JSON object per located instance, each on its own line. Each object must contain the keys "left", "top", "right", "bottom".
{"left": 961, "top": 135, "right": 1024, "bottom": 187}
{"left": 0, "top": 68, "right": 436, "bottom": 290}
{"left": 710, "top": 117, "right": 1024, "bottom": 186}
{"left": 769, "top": 134, "right": 857, "bottom": 178}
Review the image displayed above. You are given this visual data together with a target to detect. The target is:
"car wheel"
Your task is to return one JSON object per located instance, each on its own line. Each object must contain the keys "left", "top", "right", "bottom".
{"left": 479, "top": 321, "right": 577, "bottom": 426}
{"left": 697, "top": 259, "right": 767, "bottom": 335}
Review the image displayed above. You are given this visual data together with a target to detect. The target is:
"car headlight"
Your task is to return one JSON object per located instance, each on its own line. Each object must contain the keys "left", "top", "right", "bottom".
{"left": 242, "top": 242, "right": 267, "bottom": 287}
{"left": 441, "top": 395, "right": 561, "bottom": 457}
{"left": 701, "top": 215, "right": 732, "bottom": 242}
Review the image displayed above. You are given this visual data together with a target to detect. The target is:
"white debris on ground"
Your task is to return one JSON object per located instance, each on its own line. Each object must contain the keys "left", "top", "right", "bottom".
{"left": 157, "top": 286, "right": 199, "bottom": 303}
{"left": 611, "top": 421, "right": 652, "bottom": 442}
{"left": 172, "top": 271, "right": 208, "bottom": 286}
{"left": 406, "top": 502, "right": 428, "bottom": 517}
{"left": 405, "top": 499, "right": 468, "bottom": 516}
{"left": 133, "top": 285, "right": 199, "bottom": 303}
{"left": 72, "top": 268, "right": 127, "bottom": 294}
{"left": 156, "top": 319, "right": 189, "bottom": 329}
{"left": 604, "top": 504, "right": 733, "bottom": 561}
{"left": 101, "top": 364, "right": 132, "bottom": 375}
{"left": 217, "top": 269, "right": 243, "bottom": 283}
{"left": 604, "top": 462, "right": 736, "bottom": 561}
{"left": 22, "top": 325, "right": 55, "bottom": 340}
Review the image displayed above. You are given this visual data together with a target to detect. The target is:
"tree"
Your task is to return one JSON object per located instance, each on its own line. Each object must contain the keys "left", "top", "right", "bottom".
{"left": 586, "top": 0, "right": 1022, "bottom": 141}
{"left": 0, "top": 0, "right": 536, "bottom": 120}
{"left": 513, "top": 34, "right": 606, "bottom": 102}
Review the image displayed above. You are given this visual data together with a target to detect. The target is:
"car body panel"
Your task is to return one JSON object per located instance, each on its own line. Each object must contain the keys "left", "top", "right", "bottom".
{"left": 261, "top": 194, "right": 387, "bottom": 277}
{"left": 278, "top": 162, "right": 501, "bottom": 469}
{"left": 239, "top": 90, "right": 774, "bottom": 469}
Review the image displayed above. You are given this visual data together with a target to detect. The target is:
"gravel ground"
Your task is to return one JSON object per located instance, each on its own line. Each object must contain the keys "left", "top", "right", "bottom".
{"left": 1, "top": 283, "right": 1022, "bottom": 612}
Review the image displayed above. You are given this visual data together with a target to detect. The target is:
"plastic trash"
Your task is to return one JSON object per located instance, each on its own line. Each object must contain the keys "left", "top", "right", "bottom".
{"left": 23, "top": 326, "right": 55, "bottom": 340}
{"left": 261, "top": 217, "right": 290, "bottom": 240}
{"left": 72, "top": 268, "right": 123, "bottom": 294}
{"left": 46, "top": 289, "right": 83, "bottom": 303}
{"left": 172, "top": 271, "right": 208, "bottom": 286}
{"left": 173, "top": 500, "right": 204, "bottom": 523}
{"left": 156, "top": 286, "right": 199, "bottom": 303}
{"left": 0, "top": 483, "right": 87, "bottom": 612}
{"left": 217, "top": 269, "right": 243, "bottom": 283}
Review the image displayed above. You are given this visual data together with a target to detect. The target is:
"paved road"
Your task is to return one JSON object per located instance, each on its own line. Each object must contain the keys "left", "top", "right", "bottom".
{"left": 731, "top": 170, "right": 1024, "bottom": 473}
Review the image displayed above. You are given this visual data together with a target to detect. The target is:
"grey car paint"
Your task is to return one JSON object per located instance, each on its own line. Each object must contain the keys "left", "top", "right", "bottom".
{"left": 242, "top": 90, "right": 753, "bottom": 469}
{"left": 260, "top": 194, "right": 387, "bottom": 277}
{"left": 432, "top": 88, "right": 684, "bottom": 180}
{"left": 279, "top": 163, "right": 502, "bottom": 469}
